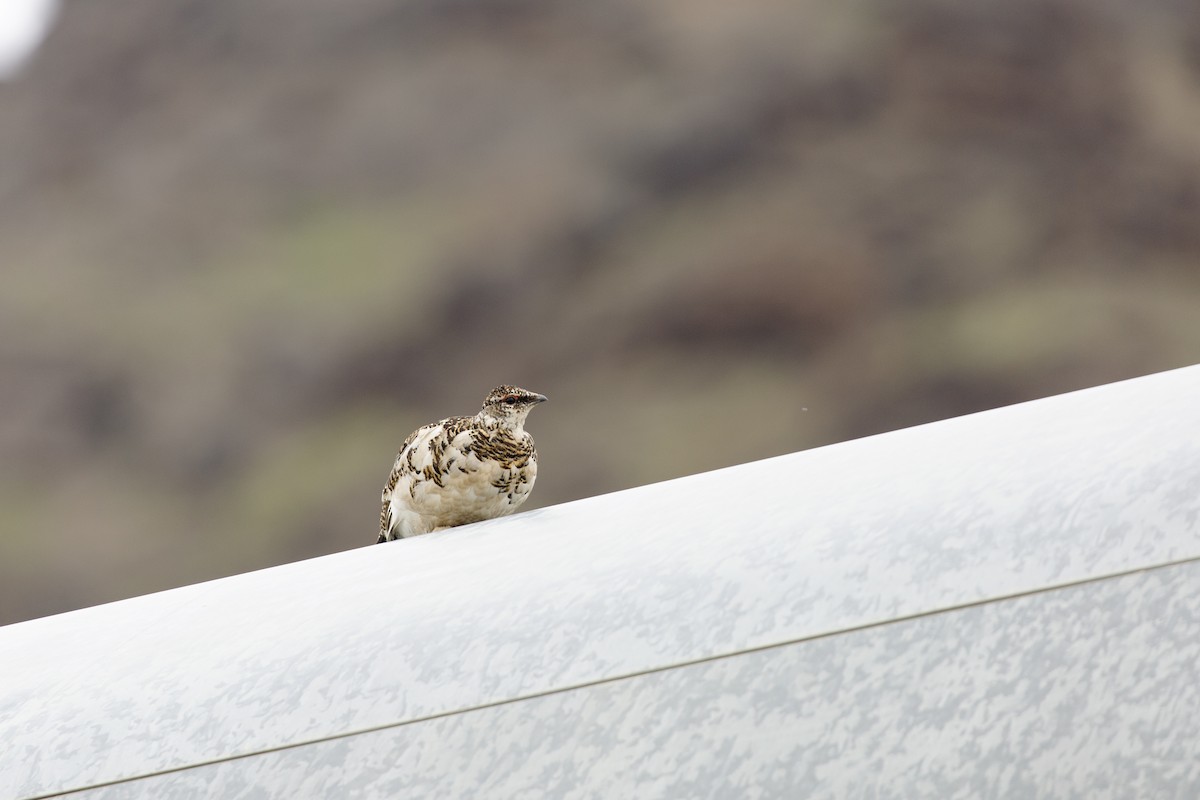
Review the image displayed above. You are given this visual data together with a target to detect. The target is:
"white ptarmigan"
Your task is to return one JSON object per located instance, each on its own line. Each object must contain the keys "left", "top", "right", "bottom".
{"left": 377, "top": 385, "right": 547, "bottom": 543}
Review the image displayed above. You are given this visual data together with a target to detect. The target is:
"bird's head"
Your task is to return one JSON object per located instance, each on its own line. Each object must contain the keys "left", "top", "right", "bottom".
{"left": 480, "top": 385, "right": 548, "bottom": 431}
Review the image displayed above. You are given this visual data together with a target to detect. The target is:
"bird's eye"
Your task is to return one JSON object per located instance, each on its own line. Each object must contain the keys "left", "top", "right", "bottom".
{"left": 503, "top": 396, "right": 518, "bottom": 405}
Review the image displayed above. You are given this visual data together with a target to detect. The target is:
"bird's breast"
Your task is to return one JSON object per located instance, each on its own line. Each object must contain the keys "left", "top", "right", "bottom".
{"left": 405, "top": 432, "right": 537, "bottom": 528}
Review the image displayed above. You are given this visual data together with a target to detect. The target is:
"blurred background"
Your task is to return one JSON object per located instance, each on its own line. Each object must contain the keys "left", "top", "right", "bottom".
{"left": 2, "top": 0, "right": 1199, "bottom": 626}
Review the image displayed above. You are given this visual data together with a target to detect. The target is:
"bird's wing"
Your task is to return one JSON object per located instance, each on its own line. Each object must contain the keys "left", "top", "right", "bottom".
{"left": 378, "top": 425, "right": 425, "bottom": 542}
{"left": 378, "top": 417, "right": 474, "bottom": 542}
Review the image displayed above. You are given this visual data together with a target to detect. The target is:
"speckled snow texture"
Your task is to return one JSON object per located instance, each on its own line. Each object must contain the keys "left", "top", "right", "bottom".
{"left": 79, "top": 562, "right": 1200, "bottom": 800}
{"left": 4, "top": 365, "right": 1200, "bottom": 799}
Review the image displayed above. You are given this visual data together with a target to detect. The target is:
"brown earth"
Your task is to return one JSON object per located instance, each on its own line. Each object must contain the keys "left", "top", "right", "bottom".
{"left": 1, "top": 0, "right": 1199, "bottom": 624}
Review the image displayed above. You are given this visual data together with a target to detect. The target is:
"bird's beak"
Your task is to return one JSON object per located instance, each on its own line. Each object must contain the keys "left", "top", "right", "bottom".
{"left": 532, "top": 393, "right": 548, "bottom": 404}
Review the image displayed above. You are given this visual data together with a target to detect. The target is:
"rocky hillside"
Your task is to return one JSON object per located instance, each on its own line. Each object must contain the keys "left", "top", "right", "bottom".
{"left": 2, "top": 0, "right": 1199, "bottom": 624}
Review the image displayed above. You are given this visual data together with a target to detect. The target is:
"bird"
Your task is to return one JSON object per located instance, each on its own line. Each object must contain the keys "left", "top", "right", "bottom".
{"left": 378, "top": 385, "right": 547, "bottom": 543}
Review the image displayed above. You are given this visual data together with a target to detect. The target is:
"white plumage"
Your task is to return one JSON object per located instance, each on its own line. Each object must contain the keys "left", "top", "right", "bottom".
{"left": 378, "top": 385, "right": 546, "bottom": 543}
